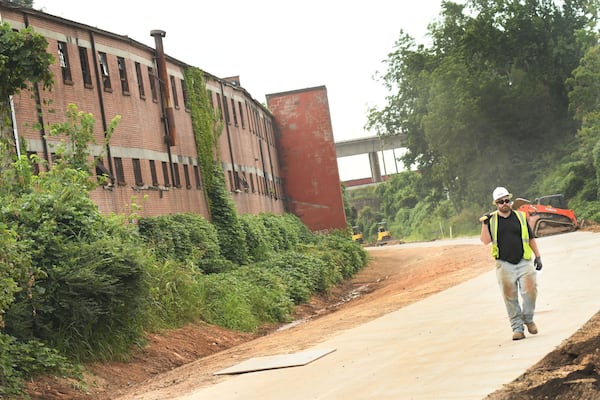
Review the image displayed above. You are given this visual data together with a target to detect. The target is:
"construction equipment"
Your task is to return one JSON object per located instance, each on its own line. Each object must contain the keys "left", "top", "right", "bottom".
{"left": 513, "top": 194, "right": 579, "bottom": 237}
{"left": 376, "top": 221, "right": 392, "bottom": 246}
{"left": 351, "top": 226, "right": 364, "bottom": 244}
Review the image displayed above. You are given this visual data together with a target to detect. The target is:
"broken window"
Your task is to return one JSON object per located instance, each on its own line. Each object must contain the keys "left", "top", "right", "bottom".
{"left": 117, "top": 57, "right": 129, "bottom": 94}
{"left": 57, "top": 41, "right": 72, "bottom": 83}
{"left": 98, "top": 52, "right": 111, "bottom": 90}
{"left": 148, "top": 66, "right": 157, "bottom": 101}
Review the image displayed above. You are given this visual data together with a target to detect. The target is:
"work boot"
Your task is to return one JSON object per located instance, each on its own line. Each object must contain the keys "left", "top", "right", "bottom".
{"left": 525, "top": 322, "right": 538, "bottom": 335}
{"left": 512, "top": 331, "right": 525, "bottom": 340}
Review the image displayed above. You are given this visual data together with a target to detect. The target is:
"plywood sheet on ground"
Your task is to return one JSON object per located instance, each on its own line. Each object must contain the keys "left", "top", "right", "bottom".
{"left": 214, "top": 348, "right": 336, "bottom": 375}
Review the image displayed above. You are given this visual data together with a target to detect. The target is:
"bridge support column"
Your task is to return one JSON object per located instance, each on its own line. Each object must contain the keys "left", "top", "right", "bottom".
{"left": 369, "top": 151, "right": 382, "bottom": 182}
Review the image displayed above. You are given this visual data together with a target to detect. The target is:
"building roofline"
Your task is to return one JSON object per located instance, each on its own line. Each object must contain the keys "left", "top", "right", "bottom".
{"left": 0, "top": 0, "right": 272, "bottom": 116}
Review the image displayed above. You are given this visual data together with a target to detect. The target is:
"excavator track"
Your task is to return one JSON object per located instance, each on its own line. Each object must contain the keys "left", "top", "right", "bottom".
{"left": 532, "top": 214, "right": 578, "bottom": 237}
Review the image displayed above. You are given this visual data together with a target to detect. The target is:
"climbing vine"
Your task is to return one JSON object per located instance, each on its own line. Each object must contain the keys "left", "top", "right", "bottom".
{"left": 183, "top": 67, "right": 221, "bottom": 192}
{"left": 184, "top": 67, "right": 248, "bottom": 264}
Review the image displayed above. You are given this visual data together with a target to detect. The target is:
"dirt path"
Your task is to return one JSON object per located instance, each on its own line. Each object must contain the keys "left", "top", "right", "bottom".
{"left": 26, "top": 235, "right": 600, "bottom": 399}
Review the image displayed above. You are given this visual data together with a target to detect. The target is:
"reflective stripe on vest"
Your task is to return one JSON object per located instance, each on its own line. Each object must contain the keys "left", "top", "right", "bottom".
{"left": 490, "top": 210, "right": 533, "bottom": 260}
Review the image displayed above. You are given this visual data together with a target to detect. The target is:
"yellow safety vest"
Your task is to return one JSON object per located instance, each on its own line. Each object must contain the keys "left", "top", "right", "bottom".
{"left": 489, "top": 210, "right": 533, "bottom": 260}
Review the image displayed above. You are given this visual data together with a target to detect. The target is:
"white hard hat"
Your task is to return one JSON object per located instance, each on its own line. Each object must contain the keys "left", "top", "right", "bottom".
{"left": 492, "top": 186, "right": 512, "bottom": 202}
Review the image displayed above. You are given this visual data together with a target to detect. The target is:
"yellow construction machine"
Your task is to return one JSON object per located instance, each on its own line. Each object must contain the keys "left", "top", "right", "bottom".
{"left": 376, "top": 221, "right": 392, "bottom": 246}
{"left": 351, "top": 226, "right": 364, "bottom": 244}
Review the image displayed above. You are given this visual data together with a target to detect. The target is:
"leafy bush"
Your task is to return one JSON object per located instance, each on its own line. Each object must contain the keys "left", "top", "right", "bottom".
{"left": 144, "top": 259, "right": 206, "bottom": 329}
{"left": 138, "top": 213, "right": 234, "bottom": 273}
{"left": 256, "top": 252, "right": 331, "bottom": 304}
{"left": 308, "top": 231, "right": 369, "bottom": 279}
{"left": 4, "top": 234, "right": 150, "bottom": 362}
{"left": 0, "top": 333, "right": 81, "bottom": 397}
{"left": 198, "top": 267, "right": 293, "bottom": 332}
{"left": 0, "top": 221, "right": 30, "bottom": 330}
{"left": 1, "top": 167, "right": 150, "bottom": 362}
{"left": 239, "top": 214, "right": 273, "bottom": 262}
{"left": 259, "top": 212, "right": 315, "bottom": 251}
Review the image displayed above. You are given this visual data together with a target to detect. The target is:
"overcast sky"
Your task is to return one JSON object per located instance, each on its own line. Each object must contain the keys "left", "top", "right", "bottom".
{"left": 33, "top": 0, "right": 444, "bottom": 180}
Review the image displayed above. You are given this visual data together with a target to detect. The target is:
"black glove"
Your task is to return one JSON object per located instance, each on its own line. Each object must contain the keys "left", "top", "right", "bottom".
{"left": 534, "top": 256, "right": 543, "bottom": 271}
{"left": 482, "top": 213, "right": 492, "bottom": 225}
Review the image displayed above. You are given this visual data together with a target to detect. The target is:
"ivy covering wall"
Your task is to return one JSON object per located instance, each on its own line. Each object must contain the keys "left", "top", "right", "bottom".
{"left": 183, "top": 67, "right": 248, "bottom": 264}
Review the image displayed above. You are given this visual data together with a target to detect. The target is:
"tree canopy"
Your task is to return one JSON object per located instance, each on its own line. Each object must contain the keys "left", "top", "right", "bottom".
{"left": 367, "top": 0, "right": 599, "bottom": 208}
{"left": 0, "top": 22, "right": 53, "bottom": 155}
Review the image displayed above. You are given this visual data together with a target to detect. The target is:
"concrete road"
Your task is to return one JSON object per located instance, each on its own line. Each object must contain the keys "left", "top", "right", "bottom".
{"left": 177, "top": 231, "right": 599, "bottom": 400}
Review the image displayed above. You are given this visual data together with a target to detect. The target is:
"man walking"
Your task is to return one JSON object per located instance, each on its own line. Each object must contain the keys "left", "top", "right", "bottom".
{"left": 480, "top": 187, "right": 543, "bottom": 340}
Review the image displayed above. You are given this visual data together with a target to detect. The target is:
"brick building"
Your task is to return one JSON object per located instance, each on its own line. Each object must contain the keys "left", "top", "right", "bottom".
{"left": 267, "top": 87, "right": 347, "bottom": 231}
{"left": 0, "top": 1, "right": 347, "bottom": 231}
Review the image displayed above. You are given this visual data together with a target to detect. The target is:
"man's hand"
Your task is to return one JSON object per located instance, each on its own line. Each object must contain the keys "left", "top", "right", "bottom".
{"left": 481, "top": 213, "right": 492, "bottom": 225}
{"left": 534, "top": 256, "right": 543, "bottom": 271}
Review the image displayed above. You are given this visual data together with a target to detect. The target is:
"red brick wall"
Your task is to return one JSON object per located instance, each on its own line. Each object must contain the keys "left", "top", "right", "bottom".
{"left": 3, "top": 5, "right": 285, "bottom": 221}
{"left": 267, "top": 87, "right": 347, "bottom": 231}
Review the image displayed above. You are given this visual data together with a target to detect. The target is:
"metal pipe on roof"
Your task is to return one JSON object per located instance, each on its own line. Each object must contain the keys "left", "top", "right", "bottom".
{"left": 151, "top": 30, "right": 177, "bottom": 146}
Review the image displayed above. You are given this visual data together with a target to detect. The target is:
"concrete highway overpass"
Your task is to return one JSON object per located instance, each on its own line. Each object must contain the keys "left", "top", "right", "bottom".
{"left": 335, "top": 134, "right": 407, "bottom": 184}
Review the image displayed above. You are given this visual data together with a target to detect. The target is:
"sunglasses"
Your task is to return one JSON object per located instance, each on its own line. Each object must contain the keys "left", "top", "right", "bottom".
{"left": 496, "top": 198, "right": 511, "bottom": 205}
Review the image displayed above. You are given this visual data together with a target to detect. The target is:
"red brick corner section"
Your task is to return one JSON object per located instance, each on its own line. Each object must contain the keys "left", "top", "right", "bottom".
{"left": 266, "top": 86, "right": 347, "bottom": 232}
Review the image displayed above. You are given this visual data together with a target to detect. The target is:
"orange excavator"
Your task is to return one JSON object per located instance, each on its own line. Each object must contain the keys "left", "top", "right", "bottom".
{"left": 513, "top": 194, "right": 579, "bottom": 237}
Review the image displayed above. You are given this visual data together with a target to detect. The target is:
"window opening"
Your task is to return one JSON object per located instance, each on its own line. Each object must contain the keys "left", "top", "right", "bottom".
{"left": 181, "top": 79, "right": 189, "bottom": 110}
{"left": 173, "top": 163, "right": 181, "bottom": 188}
{"left": 183, "top": 164, "right": 191, "bottom": 189}
{"left": 149, "top": 160, "right": 158, "bottom": 186}
{"left": 161, "top": 161, "right": 170, "bottom": 187}
{"left": 135, "top": 62, "right": 145, "bottom": 98}
{"left": 114, "top": 157, "right": 125, "bottom": 185}
{"left": 231, "top": 98, "right": 238, "bottom": 126}
{"left": 95, "top": 161, "right": 114, "bottom": 184}
{"left": 238, "top": 101, "right": 245, "bottom": 128}
{"left": 132, "top": 158, "right": 143, "bottom": 186}
{"left": 193, "top": 165, "right": 202, "bottom": 189}
{"left": 98, "top": 52, "right": 111, "bottom": 90}
{"left": 215, "top": 93, "right": 223, "bottom": 120}
{"left": 223, "top": 95, "right": 230, "bottom": 124}
{"left": 117, "top": 57, "right": 129, "bottom": 94}
{"left": 78, "top": 46, "right": 92, "bottom": 87}
{"left": 148, "top": 66, "right": 157, "bottom": 101}
{"left": 57, "top": 41, "right": 72, "bottom": 83}
{"left": 170, "top": 75, "right": 179, "bottom": 108}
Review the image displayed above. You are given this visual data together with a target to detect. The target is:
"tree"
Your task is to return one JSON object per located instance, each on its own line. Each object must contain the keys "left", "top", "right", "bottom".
{"left": 567, "top": 44, "right": 600, "bottom": 200}
{"left": 0, "top": 22, "right": 53, "bottom": 157}
{"left": 6, "top": 0, "right": 33, "bottom": 7}
{"left": 368, "top": 0, "right": 598, "bottom": 207}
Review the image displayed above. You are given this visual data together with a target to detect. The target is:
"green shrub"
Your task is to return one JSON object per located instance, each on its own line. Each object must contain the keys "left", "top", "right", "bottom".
{"left": 308, "top": 231, "right": 369, "bottom": 279}
{"left": 138, "top": 213, "right": 233, "bottom": 273}
{"left": 1, "top": 168, "right": 151, "bottom": 362}
{"left": 198, "top": 267, "right": 293, "bottom": 332}
{"left": 0, "top": 333, "right": 81, "bottom": 397}
{"left": 256, "top": 252, "right": 329, "bottom": 304}
{"left": 144, "top": 259, "right": 206, "bottom": 329}
{"left": 0, "top": 221, "right": 30, "bottom": 330}
{"left": 259, "top": 213, "right": 315, "bottom": 252}
{"left": 239, "top": 214, "right": 273, "bottom": 262}
{"left": 5, "top": 237, "right": 150, "bottom": 362}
